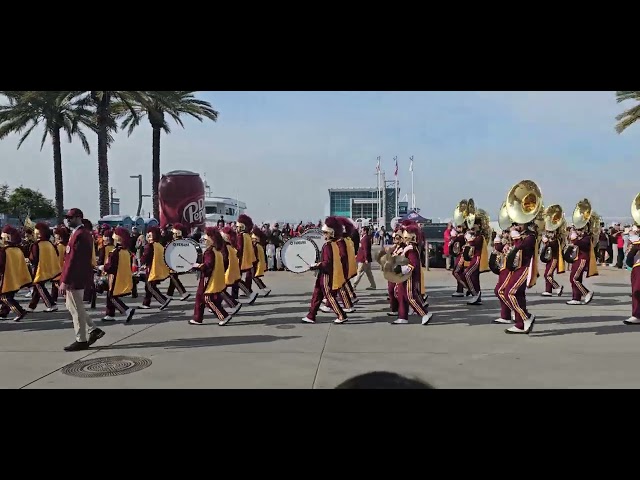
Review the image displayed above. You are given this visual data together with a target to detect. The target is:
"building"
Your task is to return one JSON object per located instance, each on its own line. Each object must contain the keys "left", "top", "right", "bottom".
{"left": 329, "top": 186, "right": 408, "bottom": 230}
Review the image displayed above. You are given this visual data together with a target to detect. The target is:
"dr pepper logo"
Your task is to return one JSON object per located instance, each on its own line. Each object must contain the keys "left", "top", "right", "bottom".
{"left": 183, "top": 198, "right": 205, "bottom": 224}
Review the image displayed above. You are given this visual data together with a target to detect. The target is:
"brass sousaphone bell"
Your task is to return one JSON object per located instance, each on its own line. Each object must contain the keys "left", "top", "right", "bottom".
{"left": 540, "top": 204, "right": 564, "bottom": 263}
{"left": 631, "top": 192, "right": 640, "bottom": 228}
{"left": 504, "top": 180, "right": 543, "bottom": 270}
{"left": 563, "top": 198, "right": 591, "bottom": 263}
{"left": 453, "top": 199, "right": 468, "bottom": 227}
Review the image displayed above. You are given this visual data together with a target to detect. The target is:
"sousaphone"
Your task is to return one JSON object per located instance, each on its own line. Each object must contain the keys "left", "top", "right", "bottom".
{"left": 540, "top": 204, "right": 564, "bottom": 263}
{"left": 379, "top": 252, "right": 412, "bottom": 284}
{"left": 631, "top": 192, "right": 640, "bottom": 227}
{"left": 504, "top": 180, "right": 543, "bottom": 270}
{"left": 564, "top": 198, "right": 591, "bottom": 263}
{"left": 466, "top": 198, "right": 476, "bottom": 230}
{"left": 453, "top": 199, "right": 468, "bottom": 227}
{"left": 489, "top": 202, "right": 513, "bottom": 274}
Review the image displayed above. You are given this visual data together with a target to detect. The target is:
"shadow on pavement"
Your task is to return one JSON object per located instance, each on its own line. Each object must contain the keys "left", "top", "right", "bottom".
{"left": 98, "top": 334, "right": 301, "bottom": 350}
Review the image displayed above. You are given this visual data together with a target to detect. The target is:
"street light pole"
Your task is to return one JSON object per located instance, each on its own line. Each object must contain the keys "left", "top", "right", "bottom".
{"left": 130, "top": 175, "right": 143, "bottom": 217}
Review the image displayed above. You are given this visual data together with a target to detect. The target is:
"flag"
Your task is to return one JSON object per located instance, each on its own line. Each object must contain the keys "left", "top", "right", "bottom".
{"left": 376, "top": 156, "right": 381, "bottom": 173}
{"left": 409, "top": 156, "right": 414, "bottom": 172}
{"left": 394, "top": 156, "right": 398, "bottom": 177}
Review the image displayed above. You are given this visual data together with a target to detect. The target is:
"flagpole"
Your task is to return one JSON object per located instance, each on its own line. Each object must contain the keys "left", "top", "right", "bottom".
{"left": 410, "top": 155, "right": 415, "bottom": 210}
{"left": 376, "top": 156, "right": 381, "bottom": 229}
{"left": 394, "top": 156, "right": 399, "bottom": 220}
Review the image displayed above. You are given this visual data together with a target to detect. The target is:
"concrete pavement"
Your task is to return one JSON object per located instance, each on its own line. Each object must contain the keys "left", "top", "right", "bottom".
{"left": 1, "top": 264, "right": 638, "bottom": 388}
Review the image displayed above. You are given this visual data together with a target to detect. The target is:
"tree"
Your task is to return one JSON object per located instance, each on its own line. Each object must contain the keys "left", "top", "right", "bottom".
{"left": 83, "top": 91, "right": 146, "bottom": 218}
{"left": 0, "top": 91, "right": 95, "bottom": 223}
{"left": 0, "top": 183, "right": 9, "bottom": 213}
{"left": 615, "top": 91, "right": 640, "bottom": 134}
{"left": 117, "top": 91, "right": 219, "bottom": 219}
{"left": 5, "top": 186, "right": 55, "bottom": 224}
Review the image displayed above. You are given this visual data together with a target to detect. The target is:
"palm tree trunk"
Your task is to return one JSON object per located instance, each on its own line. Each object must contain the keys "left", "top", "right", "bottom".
{"left": 152, "top": 126, "right": 161, "bottom": 220}
{"left": 51, "top": 127, "right": 64, "bottom": 224}
{"left": 97, "top": 97, "right": 110, "bottom": 218}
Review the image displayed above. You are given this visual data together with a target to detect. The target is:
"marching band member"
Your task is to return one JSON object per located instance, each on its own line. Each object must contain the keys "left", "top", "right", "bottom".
{"left": 624, "top": 228, "right": 640, "bottom": 324}
{"left": 82, "top": 219, "right": 98, "bottom": 309}
{"left": 337, "top": 217, "right": 359, "bottom": 304}
{"left": 101, "top": 227, "right": 135, "bottom": 323}
{"left": 401, "top": 220, "right": 428, "bottom": 304}
{"left": 451, "top": 224, "right": 470, "bottom": 297}
{"left": 27, "top": 223, "right": 61, "bottom": 313}
{"left": 251, "top": 227, "right": 271, "bottom": 296}
{"left": 97, "top": 228, "right": 115, "bottom": 266}
{"left": 234, "top": 214, "right": 258, "bottom": 305}
{"left": 140, "top": 226, "right": 172, "bottom": 310}
{"left": 51, "top": 225, "right": 69, "bottom": 304}
{"left": 540, "top": 230, "right": 565, "bottom": 297}
{"left": 461, "top": 219, "right": 489, "bottom": 306}
{"left": 386, "top": 228, "right": 406, "bottom": 317}
{"left": 302, "top": 216, "right": 348, "bottom": 324}
{"left": 165, "top": 223, "right": 191, "bottom": 301}
{"left": 20, "top": 227, "right": 35, "bottom": 298}
{"left": 492, "top": 230, "right": 514, "bottom": 324}
{"left": 353, "top": 225, "right": 376, "bottom": 290}
{"left": 390, "top": 224, "right": 432, "bottom": 325}
{"left": 503, "top": 223, "right": 537, "bottom": 334}
{"left": 0, "top": 226, "right": 32, "bottom": 322}
{"left": 566, "top": 226, "right": 597, "bottom": 305}
{"left": 190, "top": 227, "right": 233, "bottom": 326}
{"left": 219, "top": 226, "right": 242, "bottom": 314}
{"left": 323, "top": 226, "right": 356, "bottom": 313}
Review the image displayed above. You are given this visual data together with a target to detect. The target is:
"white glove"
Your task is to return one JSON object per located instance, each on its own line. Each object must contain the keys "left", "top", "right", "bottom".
{"left": 570, "top": 232, "right": 578, "bottom": 240}
{"left": 510, "top": 230, "right": 521, "bottom": 239}
{"left": 542, "top": 235, "right": 548, "bottom": 243}
{"left": 400, "top": 265, "right": 411, "bottom": 275}
{"left": 493, "top": 236, "right": 501, "bottom": 244}
{"left": 97, "top": 265, "right": 104, "bottom": 272}
{"left": 464, "top": 232, "right": 473, "bottom": 241}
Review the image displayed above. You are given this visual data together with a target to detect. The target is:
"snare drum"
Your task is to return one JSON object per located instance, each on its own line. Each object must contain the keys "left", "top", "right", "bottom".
{"left": 280, "top": 237, "right": 320, "bottom": 274}
{"left": 164, "top": 240, "right": 200, "bottom": 274}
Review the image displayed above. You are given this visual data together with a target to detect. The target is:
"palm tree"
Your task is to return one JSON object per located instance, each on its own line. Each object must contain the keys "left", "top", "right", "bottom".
{"left": 0, "top": 91, "right": 95, "bottom": 223}
{"left": 117, "top": 91, "right": 219, "bottom": 219}
{"left": 86, "top": 91, "right": 149, "bottom": 218}
{"left": 615, "top": 91, "right": 640, "bottom": 134}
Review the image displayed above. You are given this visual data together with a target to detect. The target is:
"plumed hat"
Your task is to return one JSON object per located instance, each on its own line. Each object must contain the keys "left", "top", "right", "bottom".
{"left": 1, "top": 225, "right": 21, "bottom": 244}
{"left": 402, "top": 223, "right": 422, "bottom": 243}
{"left": 147, "top": 226, "right": 161, "bottom": 241}
{"left": 101, "top": 228, "right": 112, "bottom": 238}
{"left": 237, "top": 214, "right": 253, "bottom": 232}
{"left": 172, "top": 222, "right": 189, "bottom": 238}
{"left": 34, "top": 222, "right": 51, "bottom": 239}
{"left": 221, "top": 226, "right": 237, "bottom": 244}
{"left": 53, "top": 225, "right": 70, "bottom": 242}
{"left": 251, "top": 226, "right": 267, "bottom": 245}
{"left": 205, "top": 227, "right": 224, "bottom": 251}
{"left": 113, "top": 227, "right": 130, "bottom": 246}
{"left": 322, "top": 216, "right": 342, "bottom": 238}
{"left": 337, "top": 217, "right": 355, "bottom": 237}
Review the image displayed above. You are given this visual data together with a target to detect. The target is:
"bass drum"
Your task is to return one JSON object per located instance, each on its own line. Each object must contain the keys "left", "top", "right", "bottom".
{"left": 164, "top": 239, "right": 200, "bottom": 274}
{"left": 301, "top": 228, "right": 325, "bottom": 253}
{"left": 281, "top": 237, "right": 320, "bottom": 274}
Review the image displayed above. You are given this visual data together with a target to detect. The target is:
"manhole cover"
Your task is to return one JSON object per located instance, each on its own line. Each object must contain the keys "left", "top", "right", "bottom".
{"left": 61, "top": 356, "right": 152, "bottom": 378}
{"left": 275, "top": 325, "right": 296, "bottom": 330}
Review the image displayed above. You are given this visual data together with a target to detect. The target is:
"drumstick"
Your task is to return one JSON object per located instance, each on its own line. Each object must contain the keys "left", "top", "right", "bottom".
{"left": 178, "top": 254, "right": 190, "bottom": 263}
{"left": 297, "top": 254, "right": 312, "bottom": 267}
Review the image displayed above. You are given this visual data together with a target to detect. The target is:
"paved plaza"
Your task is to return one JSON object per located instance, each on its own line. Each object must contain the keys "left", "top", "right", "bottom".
{"left": 0, "top": 263, "right": 638, "bottom": 389}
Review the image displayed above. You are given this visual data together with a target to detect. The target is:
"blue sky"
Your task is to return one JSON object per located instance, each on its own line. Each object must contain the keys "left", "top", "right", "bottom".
{"left": 1, "top": 91, "right": 639, "bottom": 223}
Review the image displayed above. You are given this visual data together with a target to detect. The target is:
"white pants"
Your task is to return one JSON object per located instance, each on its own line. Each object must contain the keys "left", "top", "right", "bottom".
{"left": 66, "top": 289, "right": 97, "bottom": 343}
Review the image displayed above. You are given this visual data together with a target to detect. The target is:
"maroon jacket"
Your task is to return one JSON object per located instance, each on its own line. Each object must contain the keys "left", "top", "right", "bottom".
{"left": 140, "top": 243, "right": 155, "bottom": 267}
{"left": 573, "top": 234, "right": 592, "bottom": 261}
{"left": 336, "top": 238, "right": 349, "bottom": 278}
{"left": 317, "top": 241, "right": 337, "bottom": 288}
{"left": 512, "top": 233, "right": 536, "bottom": 270}
{"left": 195, "top": 248, "right": 216, "bottom": 296}
{"left": 60, "top": 225, "right": 94, "bottom": 290}
{"left": 356, "top": 234, "right": 372, "bottom": 263}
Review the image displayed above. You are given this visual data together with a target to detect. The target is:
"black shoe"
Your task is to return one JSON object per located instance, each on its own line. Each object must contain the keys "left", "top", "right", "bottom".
{"left": 64, "top": 341, "right": 90, "bottom": 352}
{"left": 88, "top": 328, "right": 105, "bottom": 346}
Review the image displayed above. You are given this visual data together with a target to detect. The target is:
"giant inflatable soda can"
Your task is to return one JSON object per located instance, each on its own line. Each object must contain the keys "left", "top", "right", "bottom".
{"left": 158, "top": 170, "right": 206, "bottom": 229}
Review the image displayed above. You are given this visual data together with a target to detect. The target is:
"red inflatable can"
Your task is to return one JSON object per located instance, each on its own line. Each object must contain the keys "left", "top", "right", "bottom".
{"left": 158, "top": 170, "right": 206, "bottom": 229}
